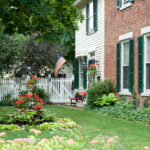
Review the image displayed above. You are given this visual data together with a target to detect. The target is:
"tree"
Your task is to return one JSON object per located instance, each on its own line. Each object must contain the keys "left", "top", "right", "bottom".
{"left": 0, "top": 0, "right": 83, "bottom": 42}
{"left": 14, "top": 34, "right": 69, "bottom": 77}
{"left": 0, "top": 33, "right": 27, "bottom": 77}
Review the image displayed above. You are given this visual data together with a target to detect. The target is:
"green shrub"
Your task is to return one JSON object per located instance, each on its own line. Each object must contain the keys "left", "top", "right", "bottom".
{"left": 94, "top": 101, "right": 150, "bottom": 124}
{"left": 33, "top": 86, "right": 49, "bottom": 102}
{"left": 87, "top": 79, "right": 116, "bottom": 108}
{"left": 0, "top": 99, "right": 15, "bottom": 106}
{"left": 143, "top": 98, "right": 150, "bottom": 108}
{"left": 0, "top": 93, "right": 15, "bottom": 106}
{"left": 95, "top": 93, "right": 119, "bottom": 106}
{"left": 6, "top": 111, "right": 56, "bottom": 125}
{"left": 0, "top": 124, "right": 21, "bottom": 131}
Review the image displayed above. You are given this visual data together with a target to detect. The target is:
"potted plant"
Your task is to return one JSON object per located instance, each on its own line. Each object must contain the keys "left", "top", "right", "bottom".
{"left": 27, "top": 76, "right": 40, "bottom": 90}
{"left": 75, "top": 92, "right": 82, "bottom": 99}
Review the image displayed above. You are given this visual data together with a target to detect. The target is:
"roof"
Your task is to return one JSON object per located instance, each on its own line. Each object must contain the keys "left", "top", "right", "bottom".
{"left": 74, "top": 0, "right": 88, "bottom": 9}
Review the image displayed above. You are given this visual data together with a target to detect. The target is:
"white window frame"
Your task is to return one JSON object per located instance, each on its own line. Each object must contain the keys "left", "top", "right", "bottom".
{"left": 119, "top": 40, "right": 131, "bottom": 96}
{"left": 87, "top": 51, "right": 97, "bottom": 86}
{"left": 120, "top": 0, "right": 132, "bottom": 10}
{"left": 141, "top": 34, "right": 150, "bottom": 96}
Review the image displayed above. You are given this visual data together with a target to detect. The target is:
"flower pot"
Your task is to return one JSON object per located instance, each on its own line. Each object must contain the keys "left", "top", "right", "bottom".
{"left": 26, "top": 83, "right": 35, "bottom": 91}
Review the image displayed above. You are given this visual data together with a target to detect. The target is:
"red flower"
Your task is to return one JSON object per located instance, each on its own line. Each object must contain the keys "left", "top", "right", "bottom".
{"left": 11, "top": 102, "right": 14, "bottom": 105}
{"left": 33, "top": 107, "right": 37, "bottom": 110}
{"left": 15, "top": 102, "right": 18, "bottom": 105}
{"left": 37, "top": 78, "right": 41, "bottom": 80}
{"left": 34, "top": 93, "right": 37, "bottom": 97}
{"left": 22, "top": 99, "right": 26, "bottom": 103}
{"left": 18, "top": 95, "right": 22, "bottom": 98}
{"left": 32, "top": 76, "right": 36, "bottom": 81}
{"left": 40, "top": 99, "right": 43, "bottom": 102}
{"left": 37, "top": 105, "right": 42, "bottom": 109}
{"left": 18, "top": 100, "right": 22, "bottom": 104}
{"left": 21, "top": 107, "right": 24, "bottom": 111}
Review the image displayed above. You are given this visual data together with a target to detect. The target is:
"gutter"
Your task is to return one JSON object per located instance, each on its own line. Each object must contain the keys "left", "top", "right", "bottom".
{"left": 74, "top": 0, "right": 89, "bottom": 9}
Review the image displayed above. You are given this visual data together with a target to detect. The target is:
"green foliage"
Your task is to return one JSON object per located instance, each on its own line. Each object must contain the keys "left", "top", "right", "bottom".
{"left": 6, "top": 111, "right": 56, "bottom": 125}
{"left": 132, "top": 91, "right": 140, "bottom": 108}
{"left": 95, "top": 93, "right": 119, "bottom": 106}
{"left": 0, "top": 33, "right": 26, "bottom": 76}
{"left": 143, "top": 97, "right": 150, "bottom": 108}
{"left": 94, "top": 101, "right": 150, "bottom": 124}
{"left": 35, "top": 118, "right": 77, "bottom": 131}
{"left": 0, "top": 0, "right": 83, "bottom": 42}
{"left": 87, "top": 79, "right": 116, "bottom": 108}
{"left": 88, "top": 66, "right": 98, "bottom": 77}
{"left": 0, "top": 129, "right": 119, "bottom": 150}
{"left": 33, "top": 86, "right": 49, "bottom": 102}
{"left": 0, "top": 124, "right": 21, "bottom": 131}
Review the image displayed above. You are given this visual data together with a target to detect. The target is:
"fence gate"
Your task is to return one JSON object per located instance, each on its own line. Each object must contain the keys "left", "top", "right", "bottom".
{"left": 0, "top": 77, "right": 73, "bottom": 103}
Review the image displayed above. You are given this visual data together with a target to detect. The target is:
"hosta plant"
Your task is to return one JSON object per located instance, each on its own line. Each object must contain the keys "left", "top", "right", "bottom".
{"left": 95, "top": 93, "right": 119, "bottom": 106}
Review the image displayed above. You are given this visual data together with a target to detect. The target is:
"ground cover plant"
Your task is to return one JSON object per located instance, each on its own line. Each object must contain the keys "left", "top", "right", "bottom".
{"left": 0, "top": 105, "right": 149, "bottom": 150}
{"left": 0, "top": 128, "right": 120, "bottom": 150}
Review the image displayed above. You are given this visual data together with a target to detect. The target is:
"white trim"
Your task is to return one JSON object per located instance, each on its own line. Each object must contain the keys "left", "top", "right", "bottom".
{"left": 119, "top": 32, "right": 133, "bottom": 41}
{"left": 119, "top": 1, "right": 132, "bottom": 11}
{"left": 120, "top": 39, "right": 131, "bottom": 95}
{"left": 141, "top": 91, "right": 150, "bottom": 97}
{"left": 141, "top": 26, "right": 150, "bottom": 35}
{"left": 141, "top": 34, "right": 150, "bottom": 95}
{"left": 119, "top": 90, "right": 131, "bottom": 96}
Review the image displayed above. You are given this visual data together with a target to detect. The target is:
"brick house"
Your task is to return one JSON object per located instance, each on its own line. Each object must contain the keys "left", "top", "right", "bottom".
{"left": 105, "top": 0, "right": 150, "bottom": 103}
{"left": 74, "top": 0, "right": 105, "bottom": 90}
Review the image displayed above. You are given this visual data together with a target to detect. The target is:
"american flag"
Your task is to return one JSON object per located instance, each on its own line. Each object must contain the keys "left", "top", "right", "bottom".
{"left": 54, "top": 53, "right": 66, "bottom": 77}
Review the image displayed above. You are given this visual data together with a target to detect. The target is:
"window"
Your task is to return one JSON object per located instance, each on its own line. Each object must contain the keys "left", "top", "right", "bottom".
{"left": 121, "top": 41, "right": 129, "bottom": 89}
{"left": 86, "top": 0, "right": 97, "bottom": 35}
{"left": 88, "top": 52, "right": 96, "bottom": 84}
{"left": 88, "top": 2, "right": 94, "bottom": 33}
{"left": 145, "top": 35, "right": 150, "bottom": 90}
{"left": 117, "top": 0, "right": 134, "bottom": 10}
{"left": 116, "top": 38, "right": 134, "bottom": 95}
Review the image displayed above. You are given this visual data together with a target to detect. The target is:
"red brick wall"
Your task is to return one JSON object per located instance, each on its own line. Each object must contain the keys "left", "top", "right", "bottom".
{"left": 105, "top": 0, "right": 150, "bottom": 104}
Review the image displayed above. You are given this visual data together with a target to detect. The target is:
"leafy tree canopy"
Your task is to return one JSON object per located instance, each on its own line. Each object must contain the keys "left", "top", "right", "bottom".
{"left": 0, "top": 0, "right": 83, "bottom": 42}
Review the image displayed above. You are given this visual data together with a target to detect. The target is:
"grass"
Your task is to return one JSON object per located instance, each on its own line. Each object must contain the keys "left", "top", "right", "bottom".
{"left": 0, "top": 105, "right": 150, "bottom": 150}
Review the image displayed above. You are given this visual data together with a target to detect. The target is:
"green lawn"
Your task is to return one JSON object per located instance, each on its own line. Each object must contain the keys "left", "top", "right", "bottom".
{"left": 0, "top": 105, "right": 150, "bottom": 150}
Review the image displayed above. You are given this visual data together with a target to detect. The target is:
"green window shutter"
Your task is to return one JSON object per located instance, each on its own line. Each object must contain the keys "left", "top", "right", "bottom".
{"left": 74, "top": 59, "right": 79, "bottom": 89}
{"left": 93, "top": 0, "right": 97, "bottom": 32}
{"left": 129, "top": 39, "right": 134, "bottom": 92}
{"left": 138, "top": 36, "right": 144, "bottom": 93}
{"left": 129, "top": 0, "right": 134, "bottom": 2}
{"left": 117, "top": 0, "right": 121, "bottom": 9}
{"left": 86, "top": 4, "right": 89, "bottom": 35}
{"left": 83, "top": 56, "right": 87, "bottom": 89}
{"left": 116, "top": 42, "right": 121, "bottom": 92}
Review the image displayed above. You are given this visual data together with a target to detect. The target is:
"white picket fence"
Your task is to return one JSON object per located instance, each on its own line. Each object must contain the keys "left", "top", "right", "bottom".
{"left": 0, "top": 77, "right": 73, "bottom": 103}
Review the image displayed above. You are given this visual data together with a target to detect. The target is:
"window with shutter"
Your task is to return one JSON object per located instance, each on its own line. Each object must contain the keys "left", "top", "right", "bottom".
{"left": 117, "top": 0, "right": 134, "bottom": 10}
{"left": 118, "top": 38, "right": 134, "bottom": 95}
{"left": 122, "top": 40, "right": 130, "bottom": 90}
{"left": 86, "top": 0, "right": 97, "bottom": 35}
